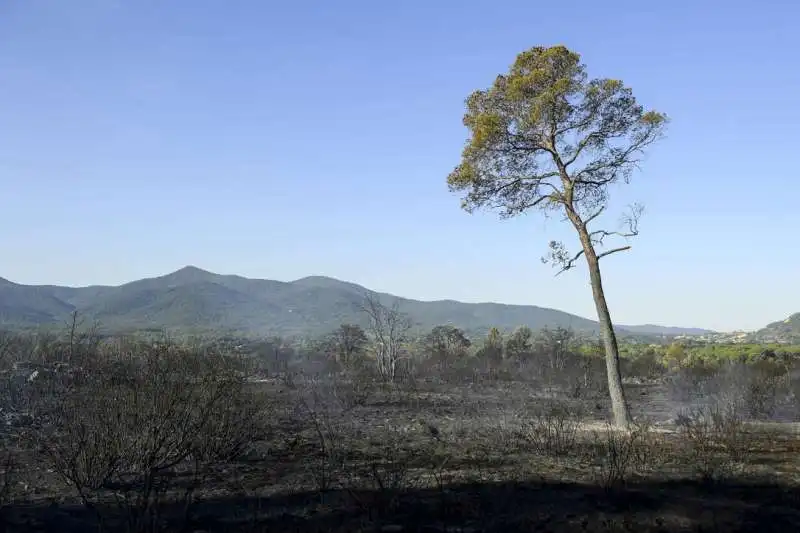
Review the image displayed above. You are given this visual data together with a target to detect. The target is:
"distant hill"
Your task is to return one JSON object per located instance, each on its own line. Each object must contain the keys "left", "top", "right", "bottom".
{"left": 619, "top": 324, "right": 715, "bottom": 336}
{"left": 753, "top": 313, "right": 800, "bottom": 344}
{"left": 0, "top": 266, "right": 710, "bottom": 339}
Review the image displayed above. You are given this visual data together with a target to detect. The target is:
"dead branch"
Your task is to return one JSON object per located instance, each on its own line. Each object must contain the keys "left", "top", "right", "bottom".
{"left": 596, "top": 246, "right": 633, "bottom": 260}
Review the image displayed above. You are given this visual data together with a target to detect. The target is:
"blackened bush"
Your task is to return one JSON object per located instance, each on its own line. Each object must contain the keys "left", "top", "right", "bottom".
{"left": 331, "top": 371, "right": 375, "bottom": 411}
{"left": 519, "top": 399, "right": 585, "bottom": 456}
{"left": 704, "top": 361, "right": 788, "bottom": 420}
{"left": 675, "top": 404, "right": 749, "bottom": 483}
{"left": 437, "top": 355, "right": 485, "bottom": 385}
{"left": 0, "top": 438, "right": 18, "bottom": 524}
{"left": 667, "top": 362, "right": 720, "bottom": 405}
{"left": 560, "top": 352, "right": 607, "bottom": 400}
{"left": 591, "top": 419, "right": 660, "bottom": 489}
{"left": 32, "top": 341, "right": 265, "bottom": 533}
{"left": 746, "top": 359, "right": 789, "bottom": 419}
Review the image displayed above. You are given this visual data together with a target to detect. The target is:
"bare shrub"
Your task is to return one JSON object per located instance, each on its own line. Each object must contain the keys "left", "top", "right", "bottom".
{"left": 331, "top": 372, "right": 374, "bottom": 412}
{"left": 591, "top": 418, "right": 659, "bottom": 489}
{"left": 295, "top": 377, "right": 355, "bottom": 495}
{"left": 364, "top": 432, "right": 419, "bottom": 516}
{"left": 519, "top": 399, "right": 584, "bottom": 456}
{"left": 559, "top": 352, "right": 607, "bottom": 401}
{"left": 245, "top": 338, "right": 294, "bottom": 378}
{"left": 787, "top": 364, "right": 800, "bottom": 416}
{"left": 666, "top": 362, "right": 718, "bottom": 404}
{"left": 746, "top": 359, "right": 788, "bottom": 419}
{"left": 685, "top": 360, "right": 790, "bottom": 421}
{"left": 675, "top": 404, "right": 749, "bottom": 483}
{"left": 747, "top": 376, "right": 780, "bottom": 419}
{"left": 346, "top": 426, "right": 422, "bottom": 524}
{"left": 32, "top": 341, "right": 264, "bottom": 533}
{"left": 0, "top": 439, "right": 18, "bottom": 525}
{"left": 0, "top": 331, "right": 27, "bottom": 372}
{"left": 432, "top": 354, "right": 486, "bottom": 385}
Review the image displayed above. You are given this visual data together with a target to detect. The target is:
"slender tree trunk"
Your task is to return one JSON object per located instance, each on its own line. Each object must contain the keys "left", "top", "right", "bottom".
{"left": 577, "top": 230, "right": 632, "bottom": 428}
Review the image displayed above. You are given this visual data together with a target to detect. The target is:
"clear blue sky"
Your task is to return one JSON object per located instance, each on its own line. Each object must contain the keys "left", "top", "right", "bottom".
{"left": 1, "top": 0, "right": 798, "bottom": 332}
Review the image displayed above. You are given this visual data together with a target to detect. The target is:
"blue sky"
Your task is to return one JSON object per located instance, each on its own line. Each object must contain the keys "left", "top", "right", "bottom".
{"left": 1, "top": 0, "right": 798, "bottom": 332}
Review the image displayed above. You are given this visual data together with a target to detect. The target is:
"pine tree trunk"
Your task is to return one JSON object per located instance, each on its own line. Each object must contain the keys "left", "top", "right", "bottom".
{"left": 578, "top": 234, "right": 632, "bottom": 428}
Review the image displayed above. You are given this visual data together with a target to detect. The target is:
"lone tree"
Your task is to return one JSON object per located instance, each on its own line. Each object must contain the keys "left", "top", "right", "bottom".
{"left": 424, "top": 325, "right": 471, "bottom": 359}
{"left": 326, "top": 324, "right": 369, "bottom": 365}
{"left": 447, "top": 45, "right": 668, "bottom": 427}
{"left": 476, "top": 327, "right": 504, "bottom": 362}
{"left": 360, "top": 292, "right": 412, "bottom": 383}
{"left": 505, "top": 325, "right": 533, "bottom": 359}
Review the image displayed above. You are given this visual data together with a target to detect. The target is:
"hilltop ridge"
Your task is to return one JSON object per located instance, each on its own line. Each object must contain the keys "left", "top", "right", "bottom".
{"left": 0, "top": 267, "right": 715, "bottom": 338}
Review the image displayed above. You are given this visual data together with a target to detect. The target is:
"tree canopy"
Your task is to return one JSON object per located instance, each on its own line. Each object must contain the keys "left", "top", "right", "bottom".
{"left": 447, "top": 45, "right": 667, "bottom": 268}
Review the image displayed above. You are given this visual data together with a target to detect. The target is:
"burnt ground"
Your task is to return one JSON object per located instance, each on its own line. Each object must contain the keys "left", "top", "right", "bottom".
{"left": 2, "top": 377, "right": 800, "bottom": 532}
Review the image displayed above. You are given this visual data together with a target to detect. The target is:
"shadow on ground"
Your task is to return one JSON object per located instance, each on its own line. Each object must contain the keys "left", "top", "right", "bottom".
{"left": 3, "top": 478, "right": 799, "bottom": 532}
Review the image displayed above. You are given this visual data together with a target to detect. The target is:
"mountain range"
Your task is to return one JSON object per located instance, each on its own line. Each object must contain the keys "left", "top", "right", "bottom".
{"left": 0, "top": 266, "right": 717, "bottom": 339}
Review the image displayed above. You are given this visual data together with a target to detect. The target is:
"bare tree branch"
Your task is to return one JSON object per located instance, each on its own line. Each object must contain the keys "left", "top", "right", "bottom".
{"left": 596, "top": 246, "right": 632, "bottom": 260}
{"left": 587, "top": 202, "right": 643, "bottom": 247}
{"left": 583, "top": 205, "right": 606, "bottom": 226}
{"left": 589, "top": 228, "right": 636, "bottom": 245}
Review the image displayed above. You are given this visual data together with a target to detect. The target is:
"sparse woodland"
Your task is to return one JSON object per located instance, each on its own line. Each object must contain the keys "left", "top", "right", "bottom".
{"left": 1, "top": 298, "right": 800, "bottom": 532}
